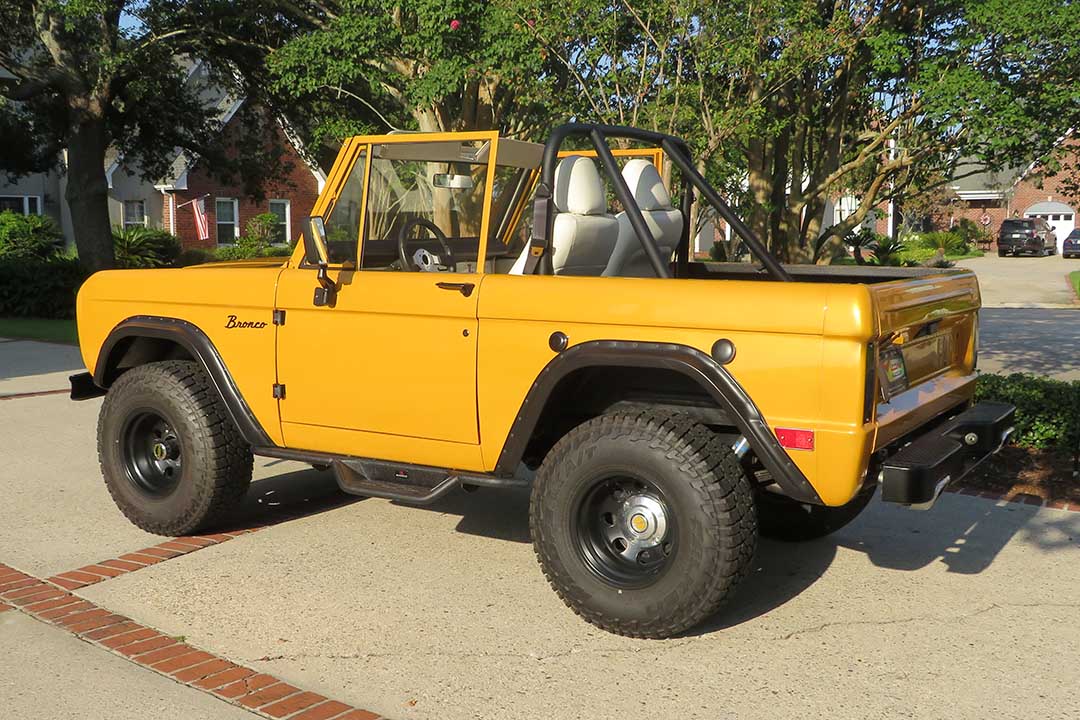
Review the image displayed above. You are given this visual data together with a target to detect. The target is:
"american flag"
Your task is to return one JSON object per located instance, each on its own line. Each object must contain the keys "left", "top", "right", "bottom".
{"left": 192, "top": 196, "right": 209, "bottom": 241}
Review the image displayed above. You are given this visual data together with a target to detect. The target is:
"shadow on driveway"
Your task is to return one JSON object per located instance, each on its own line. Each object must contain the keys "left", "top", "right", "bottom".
{"left": 979, "top": 308, "right": 1080, "bottom": 379}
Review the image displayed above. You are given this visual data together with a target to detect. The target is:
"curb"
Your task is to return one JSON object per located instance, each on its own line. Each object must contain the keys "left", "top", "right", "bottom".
{"left": 0, "top": 563, "right": 383, "bottom": 720}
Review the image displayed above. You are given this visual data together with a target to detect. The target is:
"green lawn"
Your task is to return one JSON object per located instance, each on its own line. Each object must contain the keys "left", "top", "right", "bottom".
{"left": 0, "top": 317, "right": 78, "bottom": 344}
{"left": 1070, "top": 270, "right": 1080, "bottom": 299}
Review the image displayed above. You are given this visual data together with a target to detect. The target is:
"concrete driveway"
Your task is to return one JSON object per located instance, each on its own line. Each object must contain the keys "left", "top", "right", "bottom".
{"left": 956, "top": 254, "right": 1078, "bottom": 308}
{"left": 2, "top": 338, "right": 1079, "bottom": 719}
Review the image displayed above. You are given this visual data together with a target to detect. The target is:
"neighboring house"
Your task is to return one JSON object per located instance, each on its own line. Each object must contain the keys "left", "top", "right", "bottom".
{"left": 941, "top": 154, "right": 1077, "bottom": 252}
{"left": 0, "top": 59, "right": 325, "bottom": 252}
{"left": 108, "top": 61, "right": 326, "bottom": 250}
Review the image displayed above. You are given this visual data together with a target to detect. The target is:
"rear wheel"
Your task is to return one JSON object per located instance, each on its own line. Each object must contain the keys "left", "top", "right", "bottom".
{"left": 98, "top": 361, "right": 253, "bottom": 535}
{"left": 998, "top": 248, "right": 1008, "bottom": 257}
{"left": 530, "top": 411, "right": 757, "bottom": 638}
{"left": 757, "top": 484, "right": 876, "bottom": 542}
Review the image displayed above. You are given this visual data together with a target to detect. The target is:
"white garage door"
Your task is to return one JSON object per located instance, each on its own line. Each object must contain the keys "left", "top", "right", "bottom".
{"left": 1025, "top": 201, "right": 1076, "bottom": 253}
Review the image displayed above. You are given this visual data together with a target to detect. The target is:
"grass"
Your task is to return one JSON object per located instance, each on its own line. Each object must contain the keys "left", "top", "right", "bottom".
{"left": 1070, "top": 270, "right": 1080, "bottom": 299}
{"left": 0, "top": 317, "right": 77, "bottom": 344}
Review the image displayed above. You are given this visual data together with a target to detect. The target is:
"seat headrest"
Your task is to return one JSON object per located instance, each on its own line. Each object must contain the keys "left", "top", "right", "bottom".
{"left": 554, "top": 156, "right": 606, "bottom": 215}
{"left": 622, "top": 159, "right": 673, "bottom": 211}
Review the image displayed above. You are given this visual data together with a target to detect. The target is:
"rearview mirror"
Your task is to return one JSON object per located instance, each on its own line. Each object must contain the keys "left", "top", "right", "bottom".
{"left": 432, "top": 173, "right": 474, "bottom": 190}
{"left": 304, "top": 216, "right": 330, "bottom": 266}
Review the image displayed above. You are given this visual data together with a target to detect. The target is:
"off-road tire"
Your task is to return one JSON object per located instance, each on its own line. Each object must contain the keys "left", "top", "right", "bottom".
{"left": 97, "top": 360, "right": 253, "bottom": 535}
{"left": 756, "top": 484, "right": 876, "bottom": 542}
{"left": 530, "top": 411, "right": 757, "bottom": 639}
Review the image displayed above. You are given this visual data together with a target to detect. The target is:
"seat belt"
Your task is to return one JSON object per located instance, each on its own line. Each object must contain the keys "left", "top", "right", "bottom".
{"left": 521, "top": 183, "right": 551, "bottom": 275}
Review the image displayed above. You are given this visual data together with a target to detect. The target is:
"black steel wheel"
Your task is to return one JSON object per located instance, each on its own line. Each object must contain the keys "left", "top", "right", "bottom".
{"left": 531, "top": 411, "right": 757, "bottom": 639}
{"left": 122, "top": 411, "right": 183, "bottom": 496}
{"left": 574, "top": 475, "right": 677, "bottom": 589}
{"left": 98, "top": 361, "right": 253, "bottom": 535}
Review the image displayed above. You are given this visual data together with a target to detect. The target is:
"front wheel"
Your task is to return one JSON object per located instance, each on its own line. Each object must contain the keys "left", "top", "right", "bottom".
{"left": 530, "top": 412, "right": 757, "bottom": 638}
{"left": 98, "top": 361, "right": 253, "bottom": 535}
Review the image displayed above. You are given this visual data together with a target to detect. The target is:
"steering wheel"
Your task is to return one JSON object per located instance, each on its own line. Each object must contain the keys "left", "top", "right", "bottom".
{"left": 397, "top": 218, "right": 455, "bottom": 272}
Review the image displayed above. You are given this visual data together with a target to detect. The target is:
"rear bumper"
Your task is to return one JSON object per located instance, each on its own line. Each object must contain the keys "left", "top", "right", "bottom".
{"left": 879, "top": 402, "right": 1015, "bottom": 509}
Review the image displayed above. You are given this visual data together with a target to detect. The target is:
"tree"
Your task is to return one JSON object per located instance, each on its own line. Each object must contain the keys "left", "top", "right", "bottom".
{"left": 266, "top": 1, "right": 560, "bottom": 143}
{"left": 0, "top": 1, "right": 289, "bottom": 270}
{"left": 523, "top": 0, "right": 1080, "bottom": 263}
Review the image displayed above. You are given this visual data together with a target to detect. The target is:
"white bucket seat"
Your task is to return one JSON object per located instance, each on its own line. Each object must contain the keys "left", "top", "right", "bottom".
{"left": 604, "top": 159, "right": 683, "bottom": 277}
{"left": 510, "top": 155, "right": 619, "bottom": 276}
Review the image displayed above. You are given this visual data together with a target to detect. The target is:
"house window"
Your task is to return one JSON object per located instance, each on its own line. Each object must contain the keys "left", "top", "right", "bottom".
{"left": 216, "top": 198, "right": 239, "bottom": 243}
{"left": 0, "top": 195, "right": 43, "bottom": 215}
{"left": 269, "top": 199, "right": 290, "bottom": 244}
{"left": 123, "top": 200, "right": 146, "bottom": 229}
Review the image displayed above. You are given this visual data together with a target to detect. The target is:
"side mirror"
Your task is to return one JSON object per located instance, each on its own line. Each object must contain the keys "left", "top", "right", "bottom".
{"left": 304, "top": 216, "right": 335, "bottom": 307}
{"left": 304, "top": 216, "right": 330, "bottom": 266}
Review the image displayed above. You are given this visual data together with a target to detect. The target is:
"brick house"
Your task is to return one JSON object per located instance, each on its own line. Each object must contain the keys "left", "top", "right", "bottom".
{"left": 146, "top": 99, "right": 325, "bottom": 250}
{"left": 107, "top": 61, "right": 325, "bottom": 250}
{"left": 873, "top": 138, "right": 1075, "bottom": 251}
{"left": 940, "top": 157, "right": 1077, "bottom": 252}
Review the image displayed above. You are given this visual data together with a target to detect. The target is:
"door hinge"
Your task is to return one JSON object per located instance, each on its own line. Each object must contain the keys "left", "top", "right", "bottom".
{"left": 272, "top": 309, "right": 286, "bottom": 326}
{"left": 272, "top": 383, "right": 286, "bottom": 399}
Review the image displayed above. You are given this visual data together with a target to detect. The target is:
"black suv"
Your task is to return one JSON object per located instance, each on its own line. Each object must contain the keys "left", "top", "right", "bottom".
{"left": 998, "top": 217, "right": 1057, "bottom": 257}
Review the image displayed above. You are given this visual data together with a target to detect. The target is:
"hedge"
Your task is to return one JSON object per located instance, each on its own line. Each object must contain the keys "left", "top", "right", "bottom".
{"left": 0, "top": 257, "right": 89, "bottom": 319}
{"left": 975, "top": 373, "right": 1080, "bottom": 451}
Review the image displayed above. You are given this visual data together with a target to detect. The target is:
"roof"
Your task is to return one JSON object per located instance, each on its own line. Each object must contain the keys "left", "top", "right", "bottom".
{"left": 950, "top": 160, "right": 1025, "bottom": 200}
{"left": 1025, "top": 201, "right": 1074, "bottom": 215}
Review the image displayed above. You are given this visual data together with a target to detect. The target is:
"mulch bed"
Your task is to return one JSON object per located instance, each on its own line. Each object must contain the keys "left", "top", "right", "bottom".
{"left": 955, "top": 446, "right": 1080, "bottom": 504}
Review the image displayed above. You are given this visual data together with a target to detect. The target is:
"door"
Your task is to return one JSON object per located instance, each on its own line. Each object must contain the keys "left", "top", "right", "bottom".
{"left": 275, "top": 137, "right": 497, "bottom": 457}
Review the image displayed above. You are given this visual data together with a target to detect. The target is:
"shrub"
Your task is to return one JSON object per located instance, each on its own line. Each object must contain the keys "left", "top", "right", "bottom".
{"left": 954, "top": 217, "right": 993, "bottom": 248}
{"left": 916, "top": 230, "right": 968, "bottom": 256}
{"left": 113, "top": 226, "right": 182, "bottom": 268}
{"left": 975, "top": 373, "right": 1080, "bottom": 450}
{"left": 0, "top": 256, "right": 88, "bottom": 319}
{"left": 868, "top": 236, "right": 907, "bottom": 266}
{"left": 214, "top": 235, "right": 268, "bottom": 261}
{"left": 244, "top": 212, "right": 279, "bottom": 246}
{"left": 0, "top": 211, "right": 64, "bottom": 260}
{"left": 175, "top": 248, "right": 217, "bottom": 267}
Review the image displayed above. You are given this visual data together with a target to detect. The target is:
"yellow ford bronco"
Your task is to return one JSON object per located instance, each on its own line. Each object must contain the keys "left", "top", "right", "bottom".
{"left": 72, "top": 124, "right": 1013, "bottom": 638}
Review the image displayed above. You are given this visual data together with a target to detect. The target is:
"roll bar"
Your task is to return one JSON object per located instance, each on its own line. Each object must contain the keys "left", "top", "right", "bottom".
{"left": 528, "top": 123, "right": 791, "bottom": 282}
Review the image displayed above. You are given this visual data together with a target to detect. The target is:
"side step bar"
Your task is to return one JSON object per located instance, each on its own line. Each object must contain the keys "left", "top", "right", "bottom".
{"left": 252, "top": 446, "right": 529, "bottom": 505}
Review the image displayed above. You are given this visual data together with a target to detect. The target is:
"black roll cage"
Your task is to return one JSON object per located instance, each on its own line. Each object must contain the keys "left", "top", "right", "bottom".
{"left": 529, "top": 123, "right": 792, "bottom": 282}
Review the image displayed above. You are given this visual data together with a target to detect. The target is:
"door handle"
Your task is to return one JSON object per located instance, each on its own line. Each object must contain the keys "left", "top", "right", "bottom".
{"left": 436, "top": 282, "right": 475, "bottom": 297}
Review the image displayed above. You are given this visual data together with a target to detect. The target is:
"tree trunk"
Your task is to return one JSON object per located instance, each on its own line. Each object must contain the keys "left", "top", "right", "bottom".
{"left": 65, "top": 114, "right": 114, "bottom": 271}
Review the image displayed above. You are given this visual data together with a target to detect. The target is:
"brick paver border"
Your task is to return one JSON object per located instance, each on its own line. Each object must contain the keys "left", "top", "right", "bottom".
{"left": 48, "top": 492, "right": 355, "bottom": 591}
{"left": 0, "top": 563, "right": 383, "bottom": 720}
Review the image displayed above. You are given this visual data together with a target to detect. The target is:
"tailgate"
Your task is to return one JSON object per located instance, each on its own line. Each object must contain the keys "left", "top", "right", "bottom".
{"left": 869, "top": 271, "right": 981, "bottom": 448}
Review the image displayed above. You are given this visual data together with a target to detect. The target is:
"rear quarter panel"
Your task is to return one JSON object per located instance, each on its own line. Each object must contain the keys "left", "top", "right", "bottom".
{"left": 477, "top": 274, "right": 879, "bottom": 505}
{"left": 76, "top": 264, "right": 285, "bottom": 445}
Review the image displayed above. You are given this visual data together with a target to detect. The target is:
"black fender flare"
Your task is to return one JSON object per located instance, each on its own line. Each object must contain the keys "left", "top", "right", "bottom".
{"left": 493, "top": 340, "right": 823, "bottom": 505}
{"left": 93, "top": 315, "right": 274, "bottom": 447}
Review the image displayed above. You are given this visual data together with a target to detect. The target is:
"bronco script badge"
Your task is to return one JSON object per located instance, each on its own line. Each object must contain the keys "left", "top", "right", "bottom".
{"left": 225, "top": 314, "right": 268, "bottom": 329}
